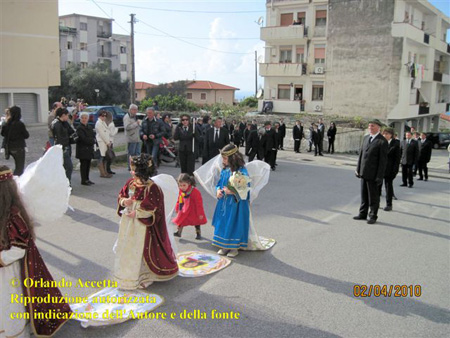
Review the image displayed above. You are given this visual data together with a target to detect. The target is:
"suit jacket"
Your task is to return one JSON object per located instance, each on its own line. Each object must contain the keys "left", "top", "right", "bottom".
{"left": 279, "top": 123, "right": 286, "bottom": 138}
{"left": 356, "top": 133, "right": 388, "bottom": 182}
{"left": 293, "top": 125, "right": 303, "bottom": 140}
{"left": 173, "top": 124, "right": 200, "bottom": 152}
{"left": 318, "top": 123, "right": 325, "bottom": 140}
{"left": 401, "top": 139, "right": 419, "bottom": 166}
{"left": 261, "top": 128, "right": 277, "bottom": 154}
{"left": 203, "top": 127, "right": 230, "bottom": 162}
{"left": 384, "top": 139, "right": 400, "bottom": 179}
{"left": 246, "top": 130, "right": 263, "bottom": 157}
{"left": 418, "top": 139, "right": 432, "bottom": 163}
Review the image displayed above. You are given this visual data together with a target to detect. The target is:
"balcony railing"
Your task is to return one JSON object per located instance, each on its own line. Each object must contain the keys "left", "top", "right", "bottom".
{"left": 261, "top": 25, "right": 305, "bottom": 43}
{"left": 259, "top": 63, "right": 304, "bottom": 77}
{"left": 97, "top": 31, "right": 112, "bottom": 38}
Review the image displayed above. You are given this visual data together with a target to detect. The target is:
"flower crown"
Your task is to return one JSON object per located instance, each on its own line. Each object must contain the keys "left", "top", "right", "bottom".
{"left": 0, "top": 169, "right": 13, "bottom": 182}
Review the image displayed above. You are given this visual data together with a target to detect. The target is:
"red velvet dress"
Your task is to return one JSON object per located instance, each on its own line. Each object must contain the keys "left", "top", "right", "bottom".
{"left": 172, "top": 187, "right": 207, "bottom": 227}
{"left": 116, "top": 178, "right": 178, "bottom": 288}
{"left": 0, "top": 206, "right": 72, "bottom": 337}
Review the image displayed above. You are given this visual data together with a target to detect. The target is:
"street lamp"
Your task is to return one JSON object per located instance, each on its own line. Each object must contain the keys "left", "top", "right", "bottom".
{"left": 94, "top": 89, "right": 100, "bottom": 105}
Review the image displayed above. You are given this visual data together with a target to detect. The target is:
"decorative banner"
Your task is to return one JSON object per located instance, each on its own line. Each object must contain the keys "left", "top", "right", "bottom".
{"left": 177, "top": 251, "right": 231, "bottom": 277}
{"left": 70, "top": 287, "right": 164, "bottom": 327}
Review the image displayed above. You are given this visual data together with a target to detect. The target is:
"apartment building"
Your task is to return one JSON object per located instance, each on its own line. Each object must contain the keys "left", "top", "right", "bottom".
{"left": 59, "top": 14, "right": 131, "bottom": 82}
{"left": 258, "top": 0, "right": 450, "bottom": 133}
{"left": 0, "top": 0, "right": 60, "bottom": 123}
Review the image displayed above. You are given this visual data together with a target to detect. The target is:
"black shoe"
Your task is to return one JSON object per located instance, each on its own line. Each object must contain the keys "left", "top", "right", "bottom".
{"left": 87, "top": 180, "right": 95, "bottom": 185}
{"left": 424, "top": 178, "right": 428, "bottom": 181}
{"left": 417, "top": 178, "right": 423, "bottom": 181}
{"left": 367, "top": 218, "right": 377, "bottom": 224}
{"left": 280, "top": 148, "right": 284, "bottom": 150}
{"left": 107, "top": 171, "right": 116, "bottom": 175}
{"left": 353, "top": 215, "right": 367, "bottom": 220}
{"left": 174, "top": 232, "right": 181, "bottom": 238}
{"left": 195, "top": 234, "right": 202, "bottom": 240}
{"left": 393, "top": 195, "right": 398, "bottom": 200}
{"left": 81, "top": 182, "right": 90, "bottom": 186}
{"left": 384, "top": 206, "right": 392, "bottom": 211}
{"left": 319, "top": 153, "right": 324, "bottom": 156}
{"left": 307, "top": 150, "right": 312, "bottom": 152}
{"left": 275, "top": 163, "right": 278, "bottom": 166}
{"left": 408, "top": 185, "right": 413, "bottom": 188}
{"left": 271, "top": 167, "right": 276, "bottom": 171}
{"left": 400, "top": 184, "right": 407, "bottom": 187}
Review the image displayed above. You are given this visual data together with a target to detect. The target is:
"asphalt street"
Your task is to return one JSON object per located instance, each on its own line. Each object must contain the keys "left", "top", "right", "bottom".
{"left": 10, "top": 142, "right": 447, "bottom": 338}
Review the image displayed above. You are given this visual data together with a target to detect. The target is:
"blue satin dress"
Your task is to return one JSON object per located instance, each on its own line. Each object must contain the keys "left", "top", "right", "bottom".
{"left": 212, "top": 167, "right": 250, "bottom": 249}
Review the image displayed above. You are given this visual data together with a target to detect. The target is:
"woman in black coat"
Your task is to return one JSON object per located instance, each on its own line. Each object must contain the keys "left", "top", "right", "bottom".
{"left": 76, "top": 112, "right": 96, "bottom": 185}
{"left": 327, "top": 122, "right": 337, "bottom": 154}
{"left": 1, "top": 106, "right": 29, "bottom": 175}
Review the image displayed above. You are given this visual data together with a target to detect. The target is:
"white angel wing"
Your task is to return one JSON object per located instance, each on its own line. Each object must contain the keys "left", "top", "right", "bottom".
{"left": 151, "top": 174, "right": 179, "bottom": 255}
{"left": 15, "top": 145, "right": 70, "bottom": 224}
{"left": 193, "top": 154, "right": 223, "bottom": 199}
{"left": 245, "top": 160, "right": 271, "bottom": 202}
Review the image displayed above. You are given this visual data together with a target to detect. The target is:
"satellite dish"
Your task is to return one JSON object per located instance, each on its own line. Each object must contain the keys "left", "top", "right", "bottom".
{"left": 258, "top": 55, "right": 264, "bottom": 63}
{"left": 255, "top": 16, "right": 264, "bottom": 26}
{"left": 256, "top": 89, "right": 263, "bottom": 99}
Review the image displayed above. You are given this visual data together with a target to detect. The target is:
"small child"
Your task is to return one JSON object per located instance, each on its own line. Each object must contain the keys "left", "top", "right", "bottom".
{"left": 173, "top": 173, "right": 207, "bottom": 240}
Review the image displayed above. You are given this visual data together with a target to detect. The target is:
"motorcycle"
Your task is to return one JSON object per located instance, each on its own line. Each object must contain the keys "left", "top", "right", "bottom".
{"left": 158, "top": 137, "right": 178, "bottom": 166}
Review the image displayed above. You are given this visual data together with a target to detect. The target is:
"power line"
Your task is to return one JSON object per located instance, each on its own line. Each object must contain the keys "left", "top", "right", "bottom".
{"left": 97, "top": 1, "right": 264, "bottom": 14}
{"left": 135, "top": 31, "right": 259, "bottom": 40}
{"left": 138, "top": 19, "right": 254, "bottom": 55}
{"left": 90, "top": 0, "right": 130, "bottom": 34}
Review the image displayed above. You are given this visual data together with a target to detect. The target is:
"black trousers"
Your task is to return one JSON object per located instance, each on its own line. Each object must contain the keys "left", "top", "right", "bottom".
{"left": 359, "top": 178, "right": 380, "bottom": 220}
{"left": 264, "top": 150, "right": 275, "bottom": 168}
{"left": 379, "top": 177, "right": 394, "bottom": 207}
{"left": 318, "top": 138, "right": 324, "bottom": 154}
{"left": 179, "top": 150, "right": 195, "bottom": 175}
{"left": 402, "top": 164, "right": 414, "bottom": 186}
{"left": 328, "top": 139, "right": 335, "bottom": 153}
{"left": 418, "top": 161, "right": 428, "bottom": 179}
{"left": 279, "top": 137, "right": 284, "bottom": 149}
{"left": 9, "top": 148, "right": 26, "bottom": 176}
{"left": 79, "top": 159, "right": 92, "bottom": 183}
{"left": 294, "top": 139, "right": 301, "bottom": 152}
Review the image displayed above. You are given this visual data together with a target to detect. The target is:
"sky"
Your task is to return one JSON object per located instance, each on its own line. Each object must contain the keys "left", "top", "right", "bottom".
{"left": 59, "top": 0, "right": 449, "bottom": 99}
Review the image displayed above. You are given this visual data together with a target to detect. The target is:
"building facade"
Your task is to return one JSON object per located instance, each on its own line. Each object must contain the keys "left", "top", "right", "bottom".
{"left": 185, "top": 81, "right": 239, "bottom": 106}
{"left": 0, "top": 0, "right": 60, "bottom": 123}
{"left": 135, "top": 82, "right": 156, "bottom": 102}
{"left": 59, "top": 14, "right": 131, "bottom": 82}
{"left": 258, "top": 0, "right": 450, "bottom": 133}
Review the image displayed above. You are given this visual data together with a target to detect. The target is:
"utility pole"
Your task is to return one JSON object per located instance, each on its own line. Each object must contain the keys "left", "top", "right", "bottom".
{"left": 255, "top": 50, "right": 258, "bottom": 97}
{"left": 129, "top": 14, "right": 136, "bottom": 105}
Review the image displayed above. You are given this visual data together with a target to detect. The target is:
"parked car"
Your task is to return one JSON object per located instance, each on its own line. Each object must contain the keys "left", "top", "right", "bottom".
{"left": 72, "top": 106, "right": 127, "bottom": 128}
{"left": 426, "top": 132, "right": 450, "bottom": 149}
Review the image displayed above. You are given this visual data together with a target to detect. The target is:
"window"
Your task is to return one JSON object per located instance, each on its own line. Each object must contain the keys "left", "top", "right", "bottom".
{"left": 80, "top": 42, "right": 87, "bottom": 51}
{"left": 421, "top": 21, "right": 425, "bottom": 30}
{"left": 314, "top": 47, "right": 325, "bottom": 64}
{"left": 80, "top": 22, "right": 87, "bottom": 31}
{"left": 404, "top": 11, "right": 409, "bottom": 23}
{"left": 120, "top": 64, "right": 127, "bottom": 71}
{"left": 278, "top": 85, "right": 290, "bottom": 100}
{"left": 187, "top": 93, "right": 193, "bottom": 99}
{"left": 315, "top": 10, "right": 327, "bottom": 26}
{"left": 312, "top": 85, "right": 324, "bottom": 101}
{"left": 67, "top": 41, "right": 72, "bottom": 50}
{"left": 297, "top": 12, "right": 306, "bottom": 25}
{"left": 200, "top": 93, "right": 206, "bottom": 100}
{"left": 280, "top": 13, "right": 293, "bottom": 26}
{"left": 80, "top": 62, "right": 88, "bottom": 69}
{"left": 279, "top": 47, "right": 292, "bottom": 63}
{"left": 120, "top": 46, "right": 126, "bottom": 53}
{"left": 296, "top": 46, "right": 304, "bottom": 63}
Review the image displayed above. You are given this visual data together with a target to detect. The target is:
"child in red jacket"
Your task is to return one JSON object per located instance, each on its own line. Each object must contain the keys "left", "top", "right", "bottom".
{"left": 173, "top": 173, "right": 207, "bottom": 239}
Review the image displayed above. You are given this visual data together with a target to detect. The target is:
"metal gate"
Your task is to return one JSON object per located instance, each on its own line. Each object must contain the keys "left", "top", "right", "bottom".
{"left": 13, "top": 93, "right": 38, "bottom": 123}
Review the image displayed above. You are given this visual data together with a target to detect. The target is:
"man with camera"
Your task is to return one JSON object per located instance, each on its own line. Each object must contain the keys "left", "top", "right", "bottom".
{"left": 52, "top": 107, "right": 76, "bottom": 184}
{"left": 140, "top": 107, "right": 165, "bottom": 165}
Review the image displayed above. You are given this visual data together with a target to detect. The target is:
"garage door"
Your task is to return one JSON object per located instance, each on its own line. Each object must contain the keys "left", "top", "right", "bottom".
{"left": 0, "top": 94, "right": 8, "bottom": 115}
{"left": 14, "top": 93, "right": 38, "bottom": 123}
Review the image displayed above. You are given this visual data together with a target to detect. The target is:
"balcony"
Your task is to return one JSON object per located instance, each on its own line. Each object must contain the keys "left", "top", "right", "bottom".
{"left": 97, "top": 31, "right": 112, "bottom": 39}
{"left": 259, "top": 63, "right": 304, "bottom": 77}
{"left": 442, "top": 73, "right": 450, "bottom": 85}
{"left": 433, "top": 72, "right": 442, "bottom": 82}
{"left": 261, "top": 25, "right": 305, "bottom": 44}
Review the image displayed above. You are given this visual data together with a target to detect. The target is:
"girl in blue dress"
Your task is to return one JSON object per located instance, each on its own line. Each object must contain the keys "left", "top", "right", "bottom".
{"left": 212, "top": 144, "right": 250, "bottom": 257}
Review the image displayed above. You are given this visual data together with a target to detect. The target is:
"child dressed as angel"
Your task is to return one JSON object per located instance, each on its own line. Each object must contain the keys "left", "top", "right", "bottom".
{"left": 212, "top": 144, "right": 251, "bottom": 258}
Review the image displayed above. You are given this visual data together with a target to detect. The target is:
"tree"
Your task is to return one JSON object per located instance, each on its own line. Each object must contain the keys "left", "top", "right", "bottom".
{"left": 48, "top": 63, "right": 130, "bottom": 106}
{"left": 140, "top": 94, "right": 197, "bottom": 112}
{"left": 146, "top": 81, "right": 188, "bottom": 98}
{"left": 239, "top": 96, "right": 258, "bottom": 108}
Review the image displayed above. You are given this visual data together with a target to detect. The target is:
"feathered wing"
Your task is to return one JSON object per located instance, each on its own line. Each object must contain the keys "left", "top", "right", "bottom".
{"left": 15, "top": 145, "right": 70, "bottom": 225}
{"left": 151, "top": 174, "right": 179, "bottom": 255}
{"left": 193, "top": 154, "right": 223, "bottom": 198}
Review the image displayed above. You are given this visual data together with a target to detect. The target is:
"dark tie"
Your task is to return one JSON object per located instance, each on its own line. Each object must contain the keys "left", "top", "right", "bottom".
{"left": 369, "top": 136, "right": 373, "bottom": 143}
{"left": 215, "top": 129, "right": 219, "bottom": 143}
{"left": 184, "top": 127, "right": 187, "bottom": 132}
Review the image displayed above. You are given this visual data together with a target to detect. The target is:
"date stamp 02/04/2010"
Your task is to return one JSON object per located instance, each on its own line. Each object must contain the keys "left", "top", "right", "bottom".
{"left": 353, "top": 285, "right": 422, "bottom": 298}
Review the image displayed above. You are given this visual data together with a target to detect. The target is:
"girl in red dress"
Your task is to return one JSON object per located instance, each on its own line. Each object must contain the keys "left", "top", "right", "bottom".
{"left": 173, "top": 174, "right": 207, "bottom": 240}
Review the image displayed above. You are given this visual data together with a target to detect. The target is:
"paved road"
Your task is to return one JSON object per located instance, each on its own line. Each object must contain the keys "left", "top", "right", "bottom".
{"left": 5, "top": 138, "right": 447, "bottom": 337}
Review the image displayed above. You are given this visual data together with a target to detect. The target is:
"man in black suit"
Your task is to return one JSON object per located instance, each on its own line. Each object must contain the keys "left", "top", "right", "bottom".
{"left": 202, "top": 117, "right": 230, "bottom": 164}
{"left": 273, "top": 122, "right": 281, "bottom": 166}
{"left": 317, "top": 118, "right": 325, "bottom": 156}
{"left": 261, "top": 121, "right": 277, "bottom": 170}
{"left": 400, "top": 131, "right": 419, "bottom": 188}
{"left": 380, "top": 127, "right": 400, "bottom": 211}
{"left": 354, "top": 119, "right": 388, "bottom": 224}
{"left": 246, "top": 125, "right": 263, "bottom": 162}
{"left": 238, "top": 119, "right": 246, "bottom": 146}
{"left": 173, "top": 114, "right": 200, "bottom": 175}
{"left": 417, "top": 132, "right": 432, "bottom": 181}
{"left": 293, "top": 120, "right": 303, "bottom": 153}
{"left": 278, "top": 118, "right": 286, "bottom": 150}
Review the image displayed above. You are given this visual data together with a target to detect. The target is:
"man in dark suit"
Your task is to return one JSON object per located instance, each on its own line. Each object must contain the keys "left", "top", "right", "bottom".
{"left": 400, "top": 131, "right": 419, "bottom": 188}
{"left": 261, "top": 121, "right": 277, "bottom": 170}
{"left": 293, "top": 120, "right": 303, "bottom": 153}
{"left": 173, "top": 114, "right": 200, "bottom": 175}
{"left": 246, "top": 125, "right": 263, "bottom": 162}
{"left": 273, "top": 122, "right": 281, "bottom": 166}
{"left": 354, "top": 119, "right": 388, "bottom": 224}
{"left": 238, "top": 119, "right": 246, "bottom": 146}
{"left": 417, "top": 132, "right": 432, "bottom": 181}
{"left": 317, "top": 118, "right": 325, "bottom": 156}
{"left": 380, "top": 127, "right": 400, "bottom": 211}
{"left": 202, "top": 117, "right": 230, "bottom": 164}
{"left": 278, "top": 118, "right": 286, "bottom": 150}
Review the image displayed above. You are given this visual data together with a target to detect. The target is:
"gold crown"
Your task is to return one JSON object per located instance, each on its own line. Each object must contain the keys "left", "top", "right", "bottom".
{"left": 221, "top": 145, "right": 238, "bottom": 157}
{"left": 0, "top": 169, "right": 13, "bottom": 182}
